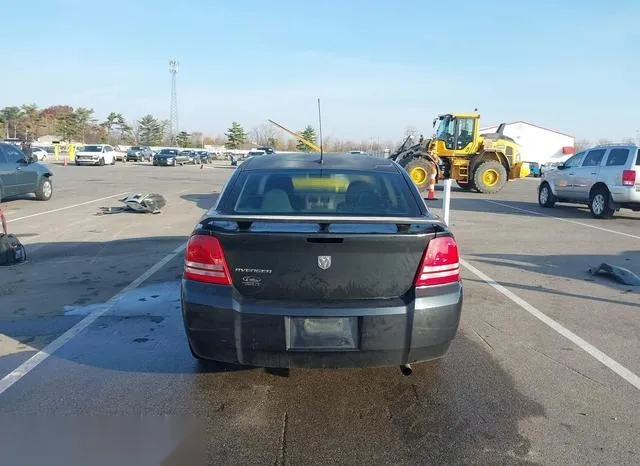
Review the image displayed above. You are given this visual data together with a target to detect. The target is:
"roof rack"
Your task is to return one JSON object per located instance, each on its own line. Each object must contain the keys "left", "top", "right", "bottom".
{"left": 592, "top": 143, "right": 638, "bottom": 148}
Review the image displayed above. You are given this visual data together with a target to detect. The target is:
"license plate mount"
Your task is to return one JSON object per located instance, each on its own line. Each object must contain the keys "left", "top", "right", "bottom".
{"left": 286, "top": 317, "right": 358, "bottom": 351}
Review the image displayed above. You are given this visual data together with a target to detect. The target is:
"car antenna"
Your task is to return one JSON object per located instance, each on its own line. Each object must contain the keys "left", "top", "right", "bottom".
{"left": 317, "top": 97, "right": 323, "bottom": 164}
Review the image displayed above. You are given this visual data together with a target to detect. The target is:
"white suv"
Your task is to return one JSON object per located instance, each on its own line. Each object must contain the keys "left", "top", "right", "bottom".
{"left": 537, "top": 143, "right": 639, "bottom": 219}
{"left": 75, "top": 144, "right": 117, "bottom": 166}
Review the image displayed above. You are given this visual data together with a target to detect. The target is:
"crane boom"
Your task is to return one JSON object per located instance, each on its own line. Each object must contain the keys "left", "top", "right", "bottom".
{"left": 267, "top": 119, "right": 321, "bottom": 152}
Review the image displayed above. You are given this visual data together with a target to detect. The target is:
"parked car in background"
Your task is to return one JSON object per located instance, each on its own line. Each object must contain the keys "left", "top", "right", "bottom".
{"left": 0, "top": 142, "right": 53, "bottom": 202}
{"left": 181, "top": 152, "right": 463, "bottom": 371}
{"left": 540, "top": 162, "right": 560, "bottom": 175}
{"left": 31, "top": 147, "right": 48, "bottom": 161}
{"left": 538, "top": 143, "right": 640, "bottom": 218}
{"left": 246, "top": 149, "right": 267, "bottom": 158}
{"left": 153, "top": 148, "right": 180, "bottom": 166}
{"left": 527, "top": 162, "right": 541, "bottom": 177}
{"left": 75, "top": 144, "right": 117, "bottom": 166}
{"left": 113, "top": 145, "right": 127, "bottom": 161}
{"left": 126, "top": 146, "right": 154, "bottom": 162}
{"left": 256, "top": 146, "right": 275, "bottom": 155}
{"left": 178, "top": 150, "right": 197, "bottom": 165}
{"left": 194, "top": 150, "right": 212, "bottom": 164}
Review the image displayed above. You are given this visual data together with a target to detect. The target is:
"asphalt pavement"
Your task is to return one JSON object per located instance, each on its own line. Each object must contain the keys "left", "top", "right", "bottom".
{"left": 0, "top": 161, "right": 638, "bottom": 465}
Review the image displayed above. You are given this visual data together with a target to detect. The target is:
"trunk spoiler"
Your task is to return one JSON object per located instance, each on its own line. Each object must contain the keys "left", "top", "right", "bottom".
{"left": 206, "top": 214, "right": 445, "bottom": 232}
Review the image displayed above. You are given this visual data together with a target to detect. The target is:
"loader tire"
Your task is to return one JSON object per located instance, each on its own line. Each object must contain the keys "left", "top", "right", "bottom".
{"left": 473, "top": 160, "right": 507, "bottom": 193}
{"left": 405, "top": 159, "right": 435, "bottom": 189}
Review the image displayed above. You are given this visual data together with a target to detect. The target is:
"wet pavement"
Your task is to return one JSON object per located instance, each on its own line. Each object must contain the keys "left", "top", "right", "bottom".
{"left": 0, "top": 165, "right": 638, "bottom": 465}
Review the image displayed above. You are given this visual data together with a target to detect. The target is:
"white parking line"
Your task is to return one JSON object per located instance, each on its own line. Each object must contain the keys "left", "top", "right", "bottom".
{"left": 461, "top": 258, "right": 640, "bottom": 390}
{"left": 7, "top": 192, "right": 129, "bottom": 224}
{"left": 485, "top": 200, "right": 640, "bottom": 240}
{"left": 0, "top": 242, "right": 187, "bottom": 396}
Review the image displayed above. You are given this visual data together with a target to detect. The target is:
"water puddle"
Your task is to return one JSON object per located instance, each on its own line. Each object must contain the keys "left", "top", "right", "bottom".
{"left": 63, "top": 281, "right": 181, "bottom": 317}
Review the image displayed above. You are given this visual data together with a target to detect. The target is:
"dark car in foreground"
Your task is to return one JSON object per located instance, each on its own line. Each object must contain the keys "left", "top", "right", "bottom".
{"left": 0, "top": 142, "right": 53, "bottom": 202}
{"left": 181, "top": 152, "right": 463, "bottom": 372}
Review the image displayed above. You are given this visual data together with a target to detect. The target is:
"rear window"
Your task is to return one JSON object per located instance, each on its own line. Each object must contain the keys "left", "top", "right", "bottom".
{"left": 226, "top": 169, "right": 421, "bottom": 216}
{"left": 605, "top": 148, "right": 630, "bottom": 166}
{"left": 636, "top": 148, "right": 640, "bottom": 166}
{"left": 79, "top": 145, "right": 102, "bottom": 152}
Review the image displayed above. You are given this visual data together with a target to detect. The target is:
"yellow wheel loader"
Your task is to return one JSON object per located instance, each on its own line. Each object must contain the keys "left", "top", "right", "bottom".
{"left": 389, "top": 113, "right": 530, "bottom": 194}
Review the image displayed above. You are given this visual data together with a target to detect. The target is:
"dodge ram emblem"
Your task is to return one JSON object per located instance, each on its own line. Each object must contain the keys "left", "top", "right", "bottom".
{"left": 317, "top": 255, "right": 331, "bottom": 270}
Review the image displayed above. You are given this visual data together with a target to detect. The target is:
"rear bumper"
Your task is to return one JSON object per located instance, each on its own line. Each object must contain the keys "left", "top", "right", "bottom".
{"left": 610, "top": 186, "right": 640, "bottom": 204}
{"left": 181, "top": 280, "right": 463, "bottom": 369}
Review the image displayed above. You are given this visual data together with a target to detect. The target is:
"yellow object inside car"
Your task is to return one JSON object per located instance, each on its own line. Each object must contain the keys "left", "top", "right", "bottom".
{"left": 292, "top": 175, "right": 373, "bottom": 191}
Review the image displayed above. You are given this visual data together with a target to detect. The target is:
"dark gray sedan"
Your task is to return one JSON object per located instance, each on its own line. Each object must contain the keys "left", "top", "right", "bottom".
{"left": 181, "top": 152, "right": 463, "bottom": 372}
{"left": 0, "top": 142, "right": 53, "bottom": 203}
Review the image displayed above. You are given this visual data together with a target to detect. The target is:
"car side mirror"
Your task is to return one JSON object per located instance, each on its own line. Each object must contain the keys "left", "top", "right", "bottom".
{"left": 557, "top": 163, "right": 565, "bottom": 170}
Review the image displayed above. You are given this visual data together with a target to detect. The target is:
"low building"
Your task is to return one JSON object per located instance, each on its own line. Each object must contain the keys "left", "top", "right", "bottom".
{"left": 480, "top": 121, "right": 575, "bottom": 165}
{"left": 36, "top": 134, "right": 62, "bottom": 144}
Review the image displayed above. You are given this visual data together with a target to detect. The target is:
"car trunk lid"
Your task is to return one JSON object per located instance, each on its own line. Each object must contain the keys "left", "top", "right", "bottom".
{"left": 211, "top": 220, "right": 438, "bottom": 301}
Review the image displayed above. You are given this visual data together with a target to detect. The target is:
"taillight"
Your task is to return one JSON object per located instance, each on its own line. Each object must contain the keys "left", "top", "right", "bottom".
{"left": 622, "top": 170, "right": 636, "bottom": 186}
{"left": 183, "top": 234, "right": 232, "bottom": 285}
{"left": 414, "top": 236, "right": 460, "bottom": 287}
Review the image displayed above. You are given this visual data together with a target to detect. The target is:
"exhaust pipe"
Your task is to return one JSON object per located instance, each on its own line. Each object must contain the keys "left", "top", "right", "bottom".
{"left": 400, "top": 364, "right": 412, "bottom": 376}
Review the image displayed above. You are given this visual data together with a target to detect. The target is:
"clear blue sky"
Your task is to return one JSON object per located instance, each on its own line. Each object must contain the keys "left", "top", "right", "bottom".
{"left": 3, "top": 0, "right": 639, "bottom": 142}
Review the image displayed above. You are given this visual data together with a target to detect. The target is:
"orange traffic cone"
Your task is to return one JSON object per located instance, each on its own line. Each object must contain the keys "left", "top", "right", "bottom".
{"left": 64, "top": 156, "right": 68, "bottom": 166}
{"left": 425, "top": 172, "right": 436, "bottom": 200}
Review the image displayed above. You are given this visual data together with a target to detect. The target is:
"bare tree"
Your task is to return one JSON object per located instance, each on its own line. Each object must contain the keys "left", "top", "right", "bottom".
{"left": 574, "top": 139, "right": 590, "bottom": 151}
{"left": 128, "top": 120, "right": 141, "bottom": 144}
{"left": 212, "top": 135, "right": 227, "bottom": 146}
{"left": 190, "top": 131, "right": 204, "bottom": 148}
{"left": 285, "top": 138, "right": 297, "bottom": 151}
{"left": 251, "top": 123, "right": 282, "bottom": 147}
{"left": 404, "top": 125, "right": 418, "bottom": 140}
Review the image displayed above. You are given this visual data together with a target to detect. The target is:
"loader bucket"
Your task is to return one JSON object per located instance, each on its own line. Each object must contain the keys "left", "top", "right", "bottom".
{"left": 510, "top": 162, "right": 530, "bottom": 179}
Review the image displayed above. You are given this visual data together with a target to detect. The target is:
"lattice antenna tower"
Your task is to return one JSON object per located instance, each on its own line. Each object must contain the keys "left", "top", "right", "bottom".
{"left": 169, "top": 60, "right": 179, "bottom": 144}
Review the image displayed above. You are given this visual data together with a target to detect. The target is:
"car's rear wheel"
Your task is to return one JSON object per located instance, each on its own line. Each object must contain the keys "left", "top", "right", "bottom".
{"left": 111, "top": 156, "right": 116, "bottom": 165}
{"left": 589, "top": 186, "right": 615, "bottom": 219}
{"left": 538, "top": 182, "right": 556, "bottom": 207}
{"left": 35, "top": 177, "right": 53, "bottom": 201}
